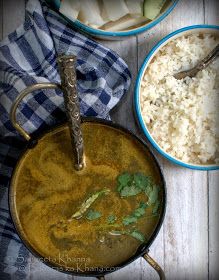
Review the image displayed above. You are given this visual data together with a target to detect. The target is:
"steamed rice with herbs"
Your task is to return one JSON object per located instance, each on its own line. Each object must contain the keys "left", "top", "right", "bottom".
{"left": 140, "top": 33, "right": 219, "bottom": 165}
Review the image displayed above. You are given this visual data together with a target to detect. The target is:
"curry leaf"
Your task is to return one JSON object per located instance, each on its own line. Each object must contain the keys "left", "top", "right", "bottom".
{"left": 86, "top": 209, "right": 102, "bottom": 220}
{"left": 70, "top": 188, "right": 110, "bottom": 220}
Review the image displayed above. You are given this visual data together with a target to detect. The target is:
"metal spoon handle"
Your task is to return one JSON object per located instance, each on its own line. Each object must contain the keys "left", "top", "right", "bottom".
{"left": 174, "top": 43, "right": 219, "bottom": 80}
{"left": 57, "top": 55, "right": 84, "bottom": 171}
{"left": 196, "top": 43, "right": 219, "bottom": 71}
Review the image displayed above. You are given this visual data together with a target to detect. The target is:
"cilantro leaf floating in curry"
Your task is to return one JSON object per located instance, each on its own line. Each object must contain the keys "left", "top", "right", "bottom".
{"left": 117, "top": 172, "right": 161, "bottom": 210}
{"left": 147, "top": 185, "right": 159, "bottom": 205}
{"left": 122, "top": 201, "right": 148, "bottom": 225}
{"left": 116, "top": 172, "right": 161, "bottom": 234}
{"left": 133, "top": 201, "right": 148, "bottom": 217}
{"left": 16, "top": 121, "right": 165, "bottom": 270}
{"left": 129, "top": 230, "right": 146, "bottom": 243}
{"left": 63, "top": 172, "right": 162, "bottom": 244}
{"left": 86, "top": 209, "right": 102, "bottom": 220}
{"left": 117, "top": 172, "right": 142, "bottom": 197}
{"left": 122, "top": 215, "right": 138, "bottom": 226}
{"left": 152, "top": 200, "right": 160, "bottom": 215}
{"left": 117, "top": 172, "right": 158, "bottom": 199}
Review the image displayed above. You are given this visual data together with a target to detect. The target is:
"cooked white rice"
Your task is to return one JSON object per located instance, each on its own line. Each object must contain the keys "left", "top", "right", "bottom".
{"left": 140, "top": 33, "right": 219, "bottom": 165}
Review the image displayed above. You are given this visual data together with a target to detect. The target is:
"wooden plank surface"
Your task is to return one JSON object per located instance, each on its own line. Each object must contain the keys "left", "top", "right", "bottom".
{"left": 1, "top": 0, "right": 218, "bottom": 279}
{"left": 136, "top": 1, "right": 208, "bottom": 279}
{"left": 204, "top": 1, "right": 219, "bottom": 279}
{"left": 208, "top": 171, "right": 219, "bottom": 280}
{"left": 104, "top": 37, "right": 139, "bottom": 134}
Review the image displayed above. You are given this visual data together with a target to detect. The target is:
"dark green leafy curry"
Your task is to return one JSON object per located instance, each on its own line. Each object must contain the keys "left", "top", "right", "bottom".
{"left": 12, "top": 122, "right": 164, "bottom": 270}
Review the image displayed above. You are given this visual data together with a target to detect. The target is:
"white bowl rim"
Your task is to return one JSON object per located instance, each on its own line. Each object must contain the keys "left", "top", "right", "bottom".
{"left": 134, "top": 24, "right": 219, "bottom": 171}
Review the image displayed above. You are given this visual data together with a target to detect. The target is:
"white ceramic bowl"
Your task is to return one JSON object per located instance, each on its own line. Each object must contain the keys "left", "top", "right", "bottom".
{"left": 46, "top": 0, "right": 179, "bottom": 39}
{"left": 135, "top": 25, "right": 219, "bottom": 170}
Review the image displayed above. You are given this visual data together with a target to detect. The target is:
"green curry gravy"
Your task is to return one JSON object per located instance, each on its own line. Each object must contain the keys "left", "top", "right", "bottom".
{"left": 11, "top": 122, "right": 164, "bottom": 270}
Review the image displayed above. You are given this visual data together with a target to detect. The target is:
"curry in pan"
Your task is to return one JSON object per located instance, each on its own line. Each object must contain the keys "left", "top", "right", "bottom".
{"left": 11, "top": 122, "right": 164, "bottom": 270}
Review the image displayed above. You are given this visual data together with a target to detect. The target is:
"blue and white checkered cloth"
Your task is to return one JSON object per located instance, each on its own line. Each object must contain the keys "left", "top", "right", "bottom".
{"left": 0, "top": 0, "right": 131, "bottom": 278}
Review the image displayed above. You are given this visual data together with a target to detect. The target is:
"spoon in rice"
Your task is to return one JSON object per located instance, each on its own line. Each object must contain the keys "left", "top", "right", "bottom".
{"left": 174, "top": 44, "right": 219, "bottom": 80}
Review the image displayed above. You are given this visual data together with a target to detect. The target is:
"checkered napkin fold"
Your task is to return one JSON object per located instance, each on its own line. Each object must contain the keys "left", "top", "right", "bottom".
{"left": 0, "top": 0, "right": 131, "bottom": 278}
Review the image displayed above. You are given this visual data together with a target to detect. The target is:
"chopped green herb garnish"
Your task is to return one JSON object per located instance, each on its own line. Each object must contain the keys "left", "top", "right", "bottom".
{"left": 134, "top": 173, "right": 152, "bottom": 191}
{"left": 152, "top": 200, "right": 160, "bottom": 215}
{"left": 117, "top": 173, "right": 132, "bottom": 189}
{"left": 122, "top": 201, "right": 148, "bottom": 225}
{"left": 132, "top": 207, "right": 145, "bottom": 217}
{"left": 133, "top": 205, "right": 146, "bottom": 217}
{"left": 118, "top": 183, "right": 142, "bottom": 197}
{"left": 139, "top": 201, "right": 148, "bottom": 209}
{"left": 117, "top": 172, "right": 141, "bottom": 197}
{"left": 128, "top": 230, "right": 145, "bottom": 242}
{"left": 123, "top": 215, "right": 138, "bottom": 225}
{"left": 147, "top": 185, "right": 159, "bottom": 205}
{"left": 86, "top": 209, "right": 102, "bottom": 220}
{"left": 117, "top": 172, "right": 157, "bottom": 199}
{"left": 107, "top": 215, "right": 117, "bottom": 224}
{"left": 145, "top": 184, "right": 153, "bottom": 197}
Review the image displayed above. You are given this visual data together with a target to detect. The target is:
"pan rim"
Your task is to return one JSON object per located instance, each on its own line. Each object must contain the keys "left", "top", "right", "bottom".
{"left": 8, "top": 117, "right": 166, "bottom": 277}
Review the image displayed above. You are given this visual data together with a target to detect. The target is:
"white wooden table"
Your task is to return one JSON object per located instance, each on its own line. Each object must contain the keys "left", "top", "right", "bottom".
{"left": 0, "top": 0, "right": 218, "bottom": 279}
